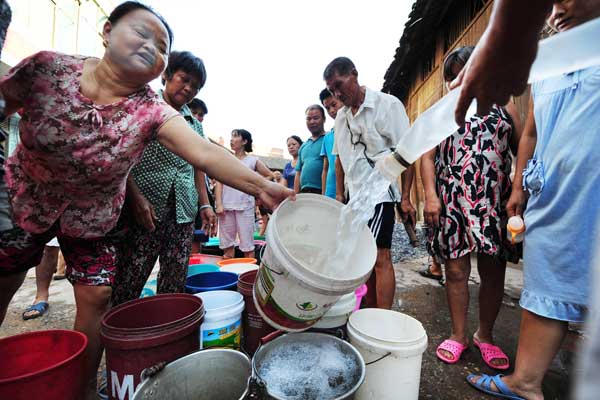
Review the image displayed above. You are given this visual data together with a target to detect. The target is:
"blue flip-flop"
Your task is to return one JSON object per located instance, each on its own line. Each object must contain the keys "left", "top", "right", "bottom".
{"left": 466, "top": 374, "right": 525, "bottom": 400}
{"left": 22, "top": 301, "right": 49, "bottom": 320}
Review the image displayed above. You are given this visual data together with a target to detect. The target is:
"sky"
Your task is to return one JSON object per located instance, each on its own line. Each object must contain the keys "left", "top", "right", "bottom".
{"left": 148, "top": 0, "right": 414, "bottom": 157}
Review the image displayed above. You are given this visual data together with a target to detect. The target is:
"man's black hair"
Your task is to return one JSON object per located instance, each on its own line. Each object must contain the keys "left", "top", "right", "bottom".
{"left": 305, "top": 104, "right": 325, "bottom": 119}
{"left": 319, "top": 88, "right": 332, "bottom": 104}
{"left": 189, "top": 98, "right": 208, "bottom": 114}
{"left": 323, "top": 57, "right": 356, "bottom": 81}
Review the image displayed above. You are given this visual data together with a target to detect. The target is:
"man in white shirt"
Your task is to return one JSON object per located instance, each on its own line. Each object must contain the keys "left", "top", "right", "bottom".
{"left": 324, "top": 57, "right": 415, "bottom": 309}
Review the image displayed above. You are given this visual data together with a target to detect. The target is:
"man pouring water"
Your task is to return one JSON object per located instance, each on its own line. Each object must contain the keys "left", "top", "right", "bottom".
{"left": 323, "top": 57, "right": 416, "bottom": 309}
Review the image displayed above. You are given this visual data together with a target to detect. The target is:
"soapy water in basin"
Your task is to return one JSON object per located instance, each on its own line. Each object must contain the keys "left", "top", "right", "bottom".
{"left": 257, "top": 341, "right": 360, "bottom": 400}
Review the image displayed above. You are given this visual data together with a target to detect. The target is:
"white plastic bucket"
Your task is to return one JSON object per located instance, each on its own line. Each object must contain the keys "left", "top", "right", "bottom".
{"left": 347, "top": 309, "right": 428, "bottom": 400}
{"left": 220, "top": 263, "right": 259, "bottom": 275}
{"left": 194, "top": 291, "right": 244, "bottom": 350}
{"left": 254, "top": 194, "right": 377, "bottom": 332}
{"left": 313, "top": 292, "right": 357, "bottom": 329}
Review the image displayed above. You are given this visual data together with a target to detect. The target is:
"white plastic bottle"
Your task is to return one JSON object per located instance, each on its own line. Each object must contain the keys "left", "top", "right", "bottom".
{"left": 507, "top": 216, "right": 526, "bottom": 244}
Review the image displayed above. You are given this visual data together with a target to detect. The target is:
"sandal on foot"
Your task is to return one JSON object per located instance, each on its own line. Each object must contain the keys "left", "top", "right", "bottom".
{"left": 466, "top": 373, "right": 525, "bottom": 399}
{"left": 474, "top": 337, "right": 510, "bottom": 370}
{"left": 436, "top": 339, "right": 468, "bottom": 364}
{"left": 22, "top": 301, "right": 49, "bottom": 320}
{"left": 418, "top": 265, "right": 443, "bottom": 281}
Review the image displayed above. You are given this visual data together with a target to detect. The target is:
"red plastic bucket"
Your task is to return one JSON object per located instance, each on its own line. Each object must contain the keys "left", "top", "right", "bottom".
{"left": 237, "top": 270, "right": 275, "bottom": 355}
{"left": 189, "top": 253, "right": 223, "bottom": 265}
{"left": 0, "top": 329, "right": 87, "bottom": 400}
{"left": 101, "top": 294, "right": 204, "bottom": 400}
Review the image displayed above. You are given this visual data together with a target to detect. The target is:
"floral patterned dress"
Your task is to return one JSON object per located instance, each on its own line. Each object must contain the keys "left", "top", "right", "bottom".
{"left": 429, "top": 106, "right": 515, "bottom": 261}
{"left": 1, "top": 51, "right": 179, "bottom": 238}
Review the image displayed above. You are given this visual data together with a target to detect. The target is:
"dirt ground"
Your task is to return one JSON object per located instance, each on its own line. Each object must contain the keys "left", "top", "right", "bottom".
{"left": 0, "top": 225, "right": 577, "bottom": 399}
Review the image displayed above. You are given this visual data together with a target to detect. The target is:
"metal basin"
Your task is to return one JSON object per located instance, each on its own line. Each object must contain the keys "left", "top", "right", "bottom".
{"left": 132, "top": 349, "right": 251, "bottom": 400}
{"left": 252, "top": 332, "right": 365, "bottom": 400}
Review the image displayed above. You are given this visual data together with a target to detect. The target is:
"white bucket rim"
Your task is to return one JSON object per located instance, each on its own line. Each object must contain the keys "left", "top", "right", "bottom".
{"left": 348, "top": 309, "right": 427, "bottom": 347}
{"left": 269, "top": 194, "right": 377, "bottom": 287}
{"left": 324, "top": 292, "right": 356, "bottom": 316}
{"left": 347, "top": 323, "right": 428, "bottom": 359}
{"left": 220, "top": 263, "right": 259, "bottom": 275}
{"left": 195, "top": 291, "right": 244, "bottom": 316}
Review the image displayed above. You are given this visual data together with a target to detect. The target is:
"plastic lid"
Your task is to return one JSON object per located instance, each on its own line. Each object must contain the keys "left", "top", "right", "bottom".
{"left": 507, "top": 216, "right": 525, "bottom": 233}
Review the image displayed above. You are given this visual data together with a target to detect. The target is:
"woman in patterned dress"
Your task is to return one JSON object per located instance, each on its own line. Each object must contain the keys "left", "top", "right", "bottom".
{"left": 421, "top": 46, "right": 522, "bottom": 370}
{"left": 0, "top": 2, "right": 292, "bottom": 398}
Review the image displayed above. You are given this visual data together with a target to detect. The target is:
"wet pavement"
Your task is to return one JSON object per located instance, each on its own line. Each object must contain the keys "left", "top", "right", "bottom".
{"left": 391, "top": 224, "right": 575, "bottom": 400}
{"left": 0, "top": 224, "right": 575, "bottom": 399}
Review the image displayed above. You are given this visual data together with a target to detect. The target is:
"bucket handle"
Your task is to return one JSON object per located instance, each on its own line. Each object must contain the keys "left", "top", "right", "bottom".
{"left": 259, "top": 244, "right": 267, "bottom": 261}
{"left": 365, "top": 352, "right": 392, "bottom": 366}
{"left": 140, "top": 361, "right": 167, "bottom": 381}
{"left": 258, "top": 245, "right": 285, "bottom": 276}
{"left": 246, "top": 329, "right": 286, "bottom": 397}
{"left": 242, "top": 376, "right": 270, "bottom": 399}
{"left": 259, "top": 329, "right": 285, "bottom": 346}
{"left": 260, "top": 258, "right": 284, "bottom": 276}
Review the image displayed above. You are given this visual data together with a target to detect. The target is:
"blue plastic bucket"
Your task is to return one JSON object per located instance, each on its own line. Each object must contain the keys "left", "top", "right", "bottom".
{"left": 185, "top": 272, "right": 239, "bottom": 294}
{"left": 206, "top": 237, "right": 220, "bottom": 247}
{"left": 187, "top": 264, "right": 219, "bottom": 277}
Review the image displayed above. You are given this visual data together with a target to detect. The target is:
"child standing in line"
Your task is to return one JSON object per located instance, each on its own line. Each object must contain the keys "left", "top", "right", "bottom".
{"left": 216, "top": 129, "right": 274, "bottom": 259}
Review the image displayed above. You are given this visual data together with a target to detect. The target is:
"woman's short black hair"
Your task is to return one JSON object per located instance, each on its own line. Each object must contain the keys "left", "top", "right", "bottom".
{"left": 443, "top": 46, "right": 475, "bottom": 82}
{"left": 162, "top": 51, "right": 207, "bottom": 88}
{"left": 233, "top": 129, "right": 253, "bottom": 152}
{"left": 287, "top": 135, "right": 303, "bottom": 147}
{"left": 189, "top": 98, "right": 208, "bottom": 114}
{"left": 108, "top": 1, "right": 174, "bottom": 49}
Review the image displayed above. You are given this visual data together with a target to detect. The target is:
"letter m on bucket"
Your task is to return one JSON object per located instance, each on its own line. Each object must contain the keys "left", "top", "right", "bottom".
{"left": 111, "top": 371, "right": 136, "bottom": 400}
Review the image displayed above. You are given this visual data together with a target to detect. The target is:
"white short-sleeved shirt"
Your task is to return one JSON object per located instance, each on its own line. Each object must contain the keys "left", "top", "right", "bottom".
{"left": 332, "top": 87, "right": 409, "bottom": 202}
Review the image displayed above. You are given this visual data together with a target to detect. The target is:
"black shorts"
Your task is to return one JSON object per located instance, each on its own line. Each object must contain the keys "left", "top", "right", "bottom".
{"left": 367, "top": 202, "right": 395, "bottom": 249}
{"left": 300, "top": 187, "right": 322, "bottom": 194}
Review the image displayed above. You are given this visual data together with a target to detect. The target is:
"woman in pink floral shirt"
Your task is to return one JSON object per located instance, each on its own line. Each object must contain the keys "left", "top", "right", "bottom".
{"left": 0, "top": 2, "right": 293, "bottom": 398}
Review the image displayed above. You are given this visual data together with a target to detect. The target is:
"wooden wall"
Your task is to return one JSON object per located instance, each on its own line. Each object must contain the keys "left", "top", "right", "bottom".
{"left": 402, "top": 1, "right": 530, "bottom": 219}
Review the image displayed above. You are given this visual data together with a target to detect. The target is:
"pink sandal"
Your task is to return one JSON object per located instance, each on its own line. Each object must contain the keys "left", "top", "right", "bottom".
{"left": 436, "top": 339, "right": 468, "bottom": 364}
{"left": 474, "top": 337, "right": 510, "bottom": 370}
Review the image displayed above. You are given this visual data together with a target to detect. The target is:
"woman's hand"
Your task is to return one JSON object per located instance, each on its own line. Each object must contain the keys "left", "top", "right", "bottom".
{"left": 423, "top": 195, "right": 442, "bottom": 228}
{"left": 130, "top": 192, "right": 157, "bottom": 231}
{"left": 215, "top": 204, "right": 224, "bottom": 216}
{"left": 506, "top": 189, "right": 527, "bottom": 217}
{"left": 257, "top": 180, "right": 295, "bottom": 212}
{"left": 200, "top": 207, "right": 218, "bottom": 237}
{"left": 399, "top": 199, "right": 417, "bottom": 228}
